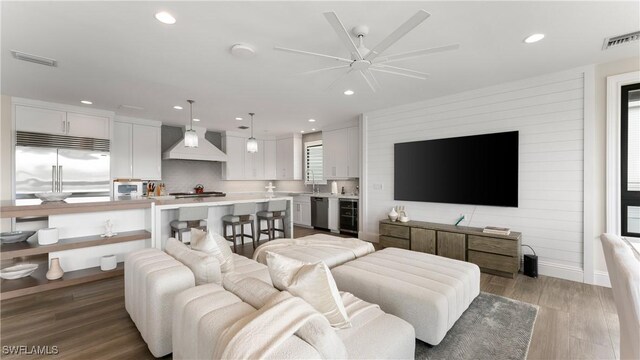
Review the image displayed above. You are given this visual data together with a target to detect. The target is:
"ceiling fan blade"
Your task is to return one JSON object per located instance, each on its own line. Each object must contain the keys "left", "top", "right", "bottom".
{"left": 364, "top": 10, "right": 430, "bottom": 62}
{"left": 296, "top": 65, "right": 351, "bottom": 76}
{"left": 360, "top": 69, "right": 379, "bottom": 92}
{"left": 373, "top": 44, "right": 460, "bottom": 63}
{"left": 372, "top": 64, "right": 430, "bottom": 79}
{"left": 326, "top": 69, "right": 353, "bottom": 91}
{"left": 370, "top": 67, "right": 428, "bottom": 80}
{"left": 323, "top": 12, "right": 362, "bottom": 60}
{"left": 274, "top": 46, "right": 353, "bottom": 64}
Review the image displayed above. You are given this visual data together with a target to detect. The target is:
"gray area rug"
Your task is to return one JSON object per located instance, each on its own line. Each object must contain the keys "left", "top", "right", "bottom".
{"left": 415, "top": 292, "right": 538, "bottom": 360}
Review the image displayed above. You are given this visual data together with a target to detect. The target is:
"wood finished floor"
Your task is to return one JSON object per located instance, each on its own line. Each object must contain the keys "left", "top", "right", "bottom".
{"left": 0, "top": 227, "right": 620, "bottom": 360}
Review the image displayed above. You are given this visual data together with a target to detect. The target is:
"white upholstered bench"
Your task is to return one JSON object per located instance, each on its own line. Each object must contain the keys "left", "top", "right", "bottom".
{"left": 331, "top": 247, "right": 481, "bottom": 345}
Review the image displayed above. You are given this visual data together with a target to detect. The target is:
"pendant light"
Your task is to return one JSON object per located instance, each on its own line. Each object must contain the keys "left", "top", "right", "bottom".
{"left": 184, "top": 100, "right": 198, "bottom": 148}
{"left": 246, "top": 112, "right": 258, "bottom": 153}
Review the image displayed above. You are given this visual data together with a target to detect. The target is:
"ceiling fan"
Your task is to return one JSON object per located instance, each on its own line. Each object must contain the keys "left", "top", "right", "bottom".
{"left": 274, "top": 10, "right": 460, "bottom": 92}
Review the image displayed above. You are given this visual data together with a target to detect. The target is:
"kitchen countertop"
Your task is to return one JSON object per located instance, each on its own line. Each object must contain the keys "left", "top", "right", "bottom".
{"left": 277, "top": 191, "right": 359, "bottom": 200}
{"left": 153, "top": 194, "right": 293, "bottom": 208}
{"left": 0, "top": 198, "right": 154, "bottom": 218}
{"left": 0, "top": 194, "right": 295, "bottom": 218}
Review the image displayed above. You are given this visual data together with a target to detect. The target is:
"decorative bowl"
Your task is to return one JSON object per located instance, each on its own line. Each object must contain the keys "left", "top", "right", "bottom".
{"left": 0, "top": 230, "right": 36, "bottom": 244}
{"left": 35, "top": 192, "right": 71, "bottom": 202}
{"left": 0, "top": 264, "right": 39, "bottom": 280}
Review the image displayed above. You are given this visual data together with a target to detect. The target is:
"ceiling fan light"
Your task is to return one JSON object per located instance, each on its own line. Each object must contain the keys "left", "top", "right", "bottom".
{"left": 184, "top": 129, "right": 198, "bottom": 148}
{"left": 524, "top": 33, "right": 545, "bottom": 43}
{"left": 246, "top": 137, "right": 258, "bottom": 153}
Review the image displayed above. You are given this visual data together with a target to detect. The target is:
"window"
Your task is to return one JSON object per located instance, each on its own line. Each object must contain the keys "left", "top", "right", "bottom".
{"left": 304, "top": 140, "right": 325, "bottom": 185}
{"left": 621, "top": 83, "right": 640, "bottom": 237}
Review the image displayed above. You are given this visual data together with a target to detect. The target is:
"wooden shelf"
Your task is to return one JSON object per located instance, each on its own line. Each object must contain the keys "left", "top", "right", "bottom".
{"left": 0, "top": 230, "right": 150, "bottom": 260}
{"left": 1, "top": 262, "right": 124, "bottom": 300}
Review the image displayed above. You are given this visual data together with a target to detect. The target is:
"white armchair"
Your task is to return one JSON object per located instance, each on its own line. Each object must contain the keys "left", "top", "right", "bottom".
{"left": 600, "top": 233, "right": 640, "bottom": 360}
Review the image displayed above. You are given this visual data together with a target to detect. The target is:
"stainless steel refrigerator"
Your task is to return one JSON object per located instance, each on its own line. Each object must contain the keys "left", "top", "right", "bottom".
{"left": 15, "top": 132, "right": 111, "bottom": 201}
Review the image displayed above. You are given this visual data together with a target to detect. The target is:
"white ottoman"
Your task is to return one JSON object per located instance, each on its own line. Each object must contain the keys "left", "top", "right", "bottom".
{"left": 331, "top": 247, "right": 480, "bottom": 345}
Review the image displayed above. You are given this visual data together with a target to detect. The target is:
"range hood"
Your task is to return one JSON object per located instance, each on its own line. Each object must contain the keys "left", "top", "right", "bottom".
{"left": 163, "top": 126, "right": 228, "bottom": 162}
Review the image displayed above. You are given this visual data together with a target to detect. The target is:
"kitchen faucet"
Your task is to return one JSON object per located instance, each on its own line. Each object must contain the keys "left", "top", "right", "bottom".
{"left": 306, "top": 169, "right": 317, "bottom": 194}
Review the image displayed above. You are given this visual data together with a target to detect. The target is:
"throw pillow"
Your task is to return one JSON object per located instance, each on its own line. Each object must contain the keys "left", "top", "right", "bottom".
{"left": 190, "top": 229, "right": 234, "bottom": 272}
{"left": 266, "top": 251, "right": 351, "bottom": 329}
{"left": 165, "top": 238, "right": 222, "bottom": 285}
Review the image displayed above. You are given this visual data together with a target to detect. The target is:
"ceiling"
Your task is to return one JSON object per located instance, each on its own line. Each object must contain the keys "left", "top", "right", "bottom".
{"left": 2, "top": 1, "right": 638, "bottom": 136}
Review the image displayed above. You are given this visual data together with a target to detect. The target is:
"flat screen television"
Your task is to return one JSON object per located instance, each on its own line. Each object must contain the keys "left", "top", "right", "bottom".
{"left": 394, "top": 131, "right": 519, "bottom": 207}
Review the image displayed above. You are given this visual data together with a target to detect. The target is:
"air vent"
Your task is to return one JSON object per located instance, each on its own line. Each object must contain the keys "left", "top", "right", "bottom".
{"left": 16, "top": 131, "right": 109, "bottom": 152}
{"left": 11, "top": 50, "right": 57, "bottom": 67}
{"left": 238, "top": 126, "right": 249, "bottom": 130}
{"left": 119, "top": 104, "right": 144, "bottom": 111}
{"left": 603, "top": 31, "right": 640, "bottom": 50}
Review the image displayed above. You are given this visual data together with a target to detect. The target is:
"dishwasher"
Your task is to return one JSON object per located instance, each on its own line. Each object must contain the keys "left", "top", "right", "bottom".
{"left": 311, "top": 197, "right": 329, "bottom": 230}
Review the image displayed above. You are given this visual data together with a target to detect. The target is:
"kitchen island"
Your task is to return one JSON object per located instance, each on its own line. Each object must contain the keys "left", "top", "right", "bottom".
{"left": 152, "top": 194, "right": 293, "bottom": 248}
{"left": 0, "top": 194, "right": 292, "bottom": 300}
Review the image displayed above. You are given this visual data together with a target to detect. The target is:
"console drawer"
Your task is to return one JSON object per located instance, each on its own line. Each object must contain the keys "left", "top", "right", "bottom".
{"left": 379, "top": 235, "right": 410, "bottom": 250}
{"left": 468, "top": 235, "right": 517, "bottom": 257}
{"left": 379, "top": 223, "right": 410, "bottom": 239}
{"left": 468, "top": 250, "right": 518, "bottom": 273}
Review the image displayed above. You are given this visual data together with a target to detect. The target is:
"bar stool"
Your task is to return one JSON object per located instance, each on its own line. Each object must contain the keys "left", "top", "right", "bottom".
{"left": 222, "top": 202, "right": 256, "bottom": 252}
{"left": 257, "top": 200, "right": 287, "bottom": 242}
{"left": 170, "top": 206, "right": 208, "bottom": 243}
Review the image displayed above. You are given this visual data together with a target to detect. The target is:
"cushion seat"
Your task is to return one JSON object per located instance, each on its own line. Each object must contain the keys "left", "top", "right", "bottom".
{"left": 257, "top": 210, "right": 284, "bottom": 218}
{"left": 222, "top": 214, "right": 254, "bottom": 223}
{"left": 331, "top": 247, "right": 480, "bottom": 345}
{"left": 170, "top": 220, "right": 207, "bottom": 229}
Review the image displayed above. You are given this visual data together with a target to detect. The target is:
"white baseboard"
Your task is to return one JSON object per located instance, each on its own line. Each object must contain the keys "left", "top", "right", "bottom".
{"left": 593, "top": 270, "right": 611, "bottom": 288}
{"left": 537, "top": 260, "right": 584, "bottom": 282}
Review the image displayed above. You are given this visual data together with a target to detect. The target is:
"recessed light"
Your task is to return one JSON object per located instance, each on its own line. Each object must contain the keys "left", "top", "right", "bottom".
{"left": 80, "top": 100, "right": 92, "bottom": 105}
{"left": 344, "top": 89, "right": 355, "bottom": 95}
{"left": 311, "top": 128, "right": 316, "bottom": 131}
{"left": 193, "top": 118, "right": 200, "bottom": 122}
{"left": 308, "top": 119, "right": 316, "bottom": 122}
{"left": 173, "top": 105, "right": 183, "bottom": 110}
{"left": 155, "top": 11, "right": 176, "bottom": 25}
{"left": 524, "top": 33, "right": 545, "bottom": 43}
{"left": 300, "top": 130, "right": 305, "bottom": 133}
{"left": 235, "top": 117, "right": 243, "bottom": 120}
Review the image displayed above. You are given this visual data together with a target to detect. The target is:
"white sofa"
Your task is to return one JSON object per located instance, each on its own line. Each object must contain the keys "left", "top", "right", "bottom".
{"left": 331, "top": 247, "right": 481, "bottom": 345}
{"left": 124, "top": 245, "right": 272, "bottom": 357}
{"left": 600, "top": 233, "right": 640, "bottom": 360}
{"left": 172, "top": 278, "right": 416, "bottom": 359}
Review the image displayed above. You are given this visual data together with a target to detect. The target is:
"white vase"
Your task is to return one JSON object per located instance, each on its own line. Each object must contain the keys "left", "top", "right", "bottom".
{"left": 388, "top": 207, "right": 398, "bottom": 222}
{"left": 46, "top": 258, "right": 64, "bottom": 280}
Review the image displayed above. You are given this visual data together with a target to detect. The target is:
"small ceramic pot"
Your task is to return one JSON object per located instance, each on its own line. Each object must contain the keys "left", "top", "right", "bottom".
{"left": 388, "top": 207, "right": 398, "bottom": 222}
{"left": 100, "top": 255, "right": 117, "bottom": 271}
{"left": 46, "top": 258, "right": 64, "bottom": 280}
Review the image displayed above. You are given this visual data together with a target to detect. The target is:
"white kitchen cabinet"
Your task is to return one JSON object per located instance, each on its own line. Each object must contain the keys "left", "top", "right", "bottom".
{"left": 244, "top": 139, "right": 264, "bottom": 180}
{"left": 328, "top": 197, "right": 339, "bottom": 231}
{"left": 293, "top": 195, "right": 311, "bottom": 227}
{"left": 132, "top": 124, "right": 162, "bottom": 180}
{"left": 111, "top": 120, "right": 161, "bottom": 180}
{"left": 324, "top": 126, "right": 359, "bottom": 179}
{"left": 66, "top": 112, "right": 110, "bottom": 139}
{"left": 15, "top": 105, "right": 110, "bottom": 139}
{"left": 323, "top": 129, "right": 348, "bottom": 179}
{"left": 264, "top": 140, "right": 277, "bottom": 180}
{"left": 111, "top": 121, "right": 133, "bottom": 179}
{"left": 222, "top": 135, "right": 246, "bottom": 180}
{"left": 15, "top": 105, "right": 67, "bottom": 135}
{"left": 276, "top": 135, "right": 302, "bottom": 180}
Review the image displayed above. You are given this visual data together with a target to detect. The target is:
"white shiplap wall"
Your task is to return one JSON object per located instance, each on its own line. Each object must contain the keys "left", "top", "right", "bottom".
{"left": 362, "top": 69, "right": 587, "bottom": 281}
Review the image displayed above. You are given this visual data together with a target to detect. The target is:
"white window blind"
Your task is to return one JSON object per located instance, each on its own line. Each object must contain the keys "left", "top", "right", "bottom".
{"left": 305, "top": 141, "right": 325, "bottom": 184}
